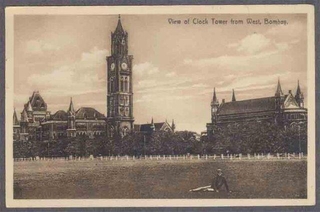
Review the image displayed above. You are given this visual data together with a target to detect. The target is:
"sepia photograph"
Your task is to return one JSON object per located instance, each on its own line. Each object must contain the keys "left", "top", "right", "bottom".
{"left": 5, "top": 5, "right": 315, "bottom": 207}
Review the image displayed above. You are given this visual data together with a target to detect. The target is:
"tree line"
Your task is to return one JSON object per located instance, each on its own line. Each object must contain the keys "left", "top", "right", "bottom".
{"left": 13, "top": 122, "right": 307, "bottom": 158}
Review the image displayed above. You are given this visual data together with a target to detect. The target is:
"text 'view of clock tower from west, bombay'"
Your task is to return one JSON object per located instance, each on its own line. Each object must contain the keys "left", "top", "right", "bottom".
{"left": 106, "top": 16, "right": 134, "bottom": 137}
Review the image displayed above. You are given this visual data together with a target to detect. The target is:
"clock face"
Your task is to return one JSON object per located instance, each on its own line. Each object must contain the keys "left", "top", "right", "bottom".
{"left": 121, "top": 62, "right": 128, "bottom": 70}
{"left": 111, "top": 63, "right": 115, "bottom": 71}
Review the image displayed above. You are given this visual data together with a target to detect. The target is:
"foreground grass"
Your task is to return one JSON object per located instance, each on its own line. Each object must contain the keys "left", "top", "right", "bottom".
{"left": 14, "top": 159, "right": 307, "bottom": 199}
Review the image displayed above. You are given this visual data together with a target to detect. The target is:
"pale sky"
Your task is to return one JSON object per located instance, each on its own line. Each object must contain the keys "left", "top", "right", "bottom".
{"left": 14, "top": 14, "right": 308, "bottom": 133}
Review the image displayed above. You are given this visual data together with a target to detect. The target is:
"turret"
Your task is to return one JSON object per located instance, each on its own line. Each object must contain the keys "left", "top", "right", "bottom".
{"left": 275, "top": 78, "right": 284, "bottom": 97}
{"left": 232, "top": 89, "right": 236, "bottom": 102}
{"left": 20, "top": 109, "right": 29, "bottom": 134}
{"left": 111, "top": 15, "right": 128, "bottom": 56}
{"left": 171, "top": 119, "right": 176, "bottom": 132}
{"left": 211, "top": 88, "right": 219, "bottom": 123}
{"left": 150, "top": 117, "right": 155, "bottom": 131}
{"left": 295, "top": 80, "right": 304, "bottom": 108}
{"left": 67, "top": 97, "right": 76, "bottom": 137}
{"left": 275, "top": 78, "right": 284, "bottom": 111}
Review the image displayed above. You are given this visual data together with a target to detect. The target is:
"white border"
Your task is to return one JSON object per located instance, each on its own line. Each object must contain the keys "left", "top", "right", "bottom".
{"left": 5, "top": 5, "right": 316, "bottom": 208}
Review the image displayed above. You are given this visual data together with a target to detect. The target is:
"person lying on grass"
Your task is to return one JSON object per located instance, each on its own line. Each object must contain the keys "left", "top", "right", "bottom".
{"left": 189, "top": 169, "right": 231, "bottom": 192}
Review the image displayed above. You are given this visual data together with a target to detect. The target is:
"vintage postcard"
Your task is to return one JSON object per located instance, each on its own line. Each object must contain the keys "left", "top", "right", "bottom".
{"left": 5, "top": 5, "right": 315, "bottom": 207}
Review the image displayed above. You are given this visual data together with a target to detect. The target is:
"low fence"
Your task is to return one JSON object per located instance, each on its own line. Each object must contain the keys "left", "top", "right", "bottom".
{"left": 14, "top": 152, "right": 307, "bottom": 162}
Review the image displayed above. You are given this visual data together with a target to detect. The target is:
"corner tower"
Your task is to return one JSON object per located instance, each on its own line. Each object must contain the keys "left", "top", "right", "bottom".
{"left": 106, "top": 16, "right": 134, "bottom": 137}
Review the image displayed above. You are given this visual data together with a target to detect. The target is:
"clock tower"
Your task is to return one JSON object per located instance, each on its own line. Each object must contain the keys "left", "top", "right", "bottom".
{"left": 106, "top": 16, "right": 134, "bottom": 137}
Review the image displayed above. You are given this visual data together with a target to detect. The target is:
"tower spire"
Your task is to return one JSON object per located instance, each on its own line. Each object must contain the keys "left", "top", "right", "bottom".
{"left": 171, "top": 119, "right": 176, "bottom": 132}
{"left": 232, "top": 89, "right": 236, "bottom": 102}
{"left": 115, "top": 14, "right": 125, "bottom": 34}
{"left": 212, "top": 87, "right": 217, "bottom": 103}
{"left": 68, "top": 97, "right": 75, "bottom": 114}
{"left": 275, "top": 78, "right": 283, "bottom": 96}
{"left": 295, "top": 80, "right": 304, "bottom": 108}
{"left": 296, "top": 80, "right": 302, "bottom": 96}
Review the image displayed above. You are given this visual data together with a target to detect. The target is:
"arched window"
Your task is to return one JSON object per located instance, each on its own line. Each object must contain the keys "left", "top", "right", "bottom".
{"left": 122, "top": 77, "right": 129, "bottom": 92}
{"left": 120, "top": 96, "right": 124, "bottom": 105}
{"left": 124, "top": 96, "right": 129, "bottom": 106}
{"left": 109, "top": 126, "right": 114, "bottom": 138}
{"left": 110, "top": 77, "right": 114, "bottom": 93}
{"left": 122, "top": 127, "right": 129, "bottom": 137}
{"left": 120, "top": 77, "right": 124, "bottom": 92}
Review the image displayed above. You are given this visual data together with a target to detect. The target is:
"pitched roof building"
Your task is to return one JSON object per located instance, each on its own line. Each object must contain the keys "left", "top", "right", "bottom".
{"left": 134, "top": 118, "right": 176, "bottom": 134}
{"left": 206, "top": 80, "right": 307, "bottom": 139}
{"left": 13, "top": 92, "right": 106, "bottom": 141}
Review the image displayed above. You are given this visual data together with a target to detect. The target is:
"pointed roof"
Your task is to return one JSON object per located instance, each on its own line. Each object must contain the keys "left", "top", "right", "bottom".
{"left": 232, "top": 89, "right": 236, "bottom": 102}
{"left": 284, "top": 92, "right": 299, "bottom": 108}
{"left": 295, "top": 80, "right": 302, "bottom": 96}
{"left": 27, "top": 101, "right": 33, "bottom": 112}
{"left": 171, "top": 119, "right": 176, "bottom": 129}
{"left": 114, "top": 15, "right": 125, "bottom": 34}
{"left": 21, "top": 109, "right": 29, "bottom": 122}
{"left": 275, "top": 78, "right": 284, "bottom": 96}
{"left": 212, "top": 87, "right": 218, "bottom": 103}
{"left": 68, "top": 97, "right": 75, "bottom": 113}
{"left": 13, "top": 109, "right": 19, "bottom": 125}
{"left": 27, "top": 91, "right": 47, "bottom": 111}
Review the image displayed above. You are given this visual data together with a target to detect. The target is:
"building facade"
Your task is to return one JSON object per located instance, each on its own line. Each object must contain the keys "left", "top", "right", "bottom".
{"left": 134, "top": 118, "right": 176, "bottom": 135}
{"left": 206, "top": 80, "right": 307, "bottom": 139}
{"left": 13, "top": 92, "right": 106, "bottom": 141}
{"left": 13, "top": 16, "right": 176, "bottom": 142}
{"left": 106, "top": 16, "right": 134, "bottom": 138}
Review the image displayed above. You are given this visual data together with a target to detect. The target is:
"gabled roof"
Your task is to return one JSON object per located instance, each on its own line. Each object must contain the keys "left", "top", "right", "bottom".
{"left": 218, "top": 96, "right": 277, "bottom": 115}
{"left": 135, "top": 121, "right": 173, "bottom": 133}
{"left": 75, "top": 107, "right": 105, "bottom": 120}
{"left": 27, "top": 101, "right": 33, "bottom": 112}
{"left": 26, "top": 91, "right": 47, "bottom": 111}
{"left": 283, "top": 93, "right": 299, "bottom": 109}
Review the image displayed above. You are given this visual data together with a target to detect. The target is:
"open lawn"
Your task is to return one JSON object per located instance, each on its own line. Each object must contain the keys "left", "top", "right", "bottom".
{"left": 14, "top": 159, "right": 307, "bottom": 199}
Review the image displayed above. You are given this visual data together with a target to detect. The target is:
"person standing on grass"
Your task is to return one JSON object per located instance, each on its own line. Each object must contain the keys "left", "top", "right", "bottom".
{"left": 212, "top": 169, "right": 231, "bottom": 193}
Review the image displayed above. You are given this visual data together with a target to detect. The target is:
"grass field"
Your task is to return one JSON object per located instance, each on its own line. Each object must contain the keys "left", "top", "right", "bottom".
{"left": 14, "top": 159, "right": 307, "bottom": 199}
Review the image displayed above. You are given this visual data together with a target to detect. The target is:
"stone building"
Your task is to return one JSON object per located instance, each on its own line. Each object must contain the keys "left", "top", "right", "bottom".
{"left": 13, "top": 16, "right": 176, "bottom": 142}
{"left": 134, "top": 118, "right": 176, "bottom": 135}
{"left": 106, "top": 16, "right": 134, "bottom": 138}
{"left": 206, "top": 80, "right": 307, "bottom": 139}
{"left": 13, "top": 92, "right": 106, "bottom": 141}
{"left": 40, "top": 98, "right": 106, "bottom": 140}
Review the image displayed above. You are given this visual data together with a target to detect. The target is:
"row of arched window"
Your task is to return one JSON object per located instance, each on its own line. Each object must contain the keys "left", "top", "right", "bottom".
{"left": 109, "top": 77, "right": 130, "bottom": 93}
